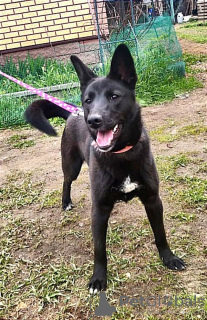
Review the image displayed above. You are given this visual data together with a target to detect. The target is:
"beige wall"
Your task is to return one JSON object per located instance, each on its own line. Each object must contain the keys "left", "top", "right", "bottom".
{"left": 0, "top": 0, "right": 107, "bottom": 52}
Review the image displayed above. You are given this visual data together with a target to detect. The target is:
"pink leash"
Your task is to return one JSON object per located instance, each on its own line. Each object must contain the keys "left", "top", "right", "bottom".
{"left": 0, "top": 70, "right": 84, "bottom": 116}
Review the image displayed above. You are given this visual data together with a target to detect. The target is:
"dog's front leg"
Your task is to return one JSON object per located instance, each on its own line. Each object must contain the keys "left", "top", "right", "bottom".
{"left": 142, "top": 193, "right": 186, "bottom": 270}
{"left": 89, "top": 202, "right": 113, "bottom": 293}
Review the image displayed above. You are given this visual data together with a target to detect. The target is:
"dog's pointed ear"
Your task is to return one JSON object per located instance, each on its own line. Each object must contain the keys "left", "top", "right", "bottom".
{"left": 107, "top": 44, "right": 137, "bottom": 90}
{"left": 71, "top": 55, "right": 97, "bottom": 91}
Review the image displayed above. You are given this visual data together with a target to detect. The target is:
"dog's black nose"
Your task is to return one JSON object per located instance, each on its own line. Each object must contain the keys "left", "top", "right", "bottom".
{"left": 87, "top": 114, "right": 103, "bottom": 129}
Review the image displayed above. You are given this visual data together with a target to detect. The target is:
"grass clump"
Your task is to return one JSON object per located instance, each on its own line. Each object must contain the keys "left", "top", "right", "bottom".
{"left": 7, "top": 134, "right": 35, "bottom": 149}
{"left": 150, "top": 123, "right": 207, "bottom": 143}
{"left": 0, "top": 54, "right": 77, "bottom": 94}
{"left": 41, "top": 190, "right": 61, "bottom": 208}
{"left": 134, "top": 44, "right": 202, "bottom": 106}
{"left": 176, "top": 21, "right": 207, "bottom": 44}
{"left": 183, "top": 53, "right": 207, "bottom": 75}
{"left": 174, "top": 176, "right": 207, "bottom": 208}
{"left": 0, "top": 54, "right": 80, "bottom": 128}
{"left": 178, "top": 124, "right": 207, "bottom": 136}
{"left": 156, "top": 153, "right": 207, "bottom": 210}
{"left": 0, "top": 171, "right": 44, "bottom": 212}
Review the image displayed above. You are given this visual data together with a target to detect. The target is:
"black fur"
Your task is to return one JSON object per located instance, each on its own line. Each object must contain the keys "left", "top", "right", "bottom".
{"left": 25, "top": 44, "right": 185, "bottom": 292}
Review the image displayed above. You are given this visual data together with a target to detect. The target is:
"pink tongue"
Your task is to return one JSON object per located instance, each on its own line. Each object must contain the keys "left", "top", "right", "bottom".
{"left": 97, "top": 130, "right": 113, "bottom": 147}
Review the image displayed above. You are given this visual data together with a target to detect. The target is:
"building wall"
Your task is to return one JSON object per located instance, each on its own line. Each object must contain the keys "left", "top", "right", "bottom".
{"left": 0, "top": 0, "right": 104, "bottom": 53}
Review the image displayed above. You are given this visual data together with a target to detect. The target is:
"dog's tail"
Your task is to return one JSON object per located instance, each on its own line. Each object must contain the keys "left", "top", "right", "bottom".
{"left": 24, "top": 99, "right": 74, "bottom": 136}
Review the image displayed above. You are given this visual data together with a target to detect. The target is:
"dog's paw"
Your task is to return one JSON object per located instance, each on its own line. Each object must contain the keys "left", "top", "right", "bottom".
{"left": 161, "top": 252, "right": 186, "bottom": 271}
{"left": 62, "top": 202, "right": 74, "bottom": 211}
{"left": 89, "top": 276, "right": 107, "bottom": 294}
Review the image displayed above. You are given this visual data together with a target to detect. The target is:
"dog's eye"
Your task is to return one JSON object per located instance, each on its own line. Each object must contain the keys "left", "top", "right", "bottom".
{"left": 110, "top": 94, "right": 119, "bottom": 101}
{"left": 85, "top": 98, "right": 92, "bottom": 104}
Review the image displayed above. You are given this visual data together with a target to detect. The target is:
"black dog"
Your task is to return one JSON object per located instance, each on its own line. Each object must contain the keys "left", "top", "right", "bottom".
{"left": 25, "top": 44, "right": 185, "bottom": 293}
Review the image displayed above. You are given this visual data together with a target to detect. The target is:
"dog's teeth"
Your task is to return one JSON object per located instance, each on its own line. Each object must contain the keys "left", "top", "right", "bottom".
{"left": 113, "top": 125, "right": 118, "bottom": 133}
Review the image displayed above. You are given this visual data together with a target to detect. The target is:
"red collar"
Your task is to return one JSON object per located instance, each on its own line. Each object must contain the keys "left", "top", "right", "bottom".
{"left": 92, "top": 140, "right": 133, "bottom": 154}
{"left": 113, "top": 145, "right": 133, "bottom": 154}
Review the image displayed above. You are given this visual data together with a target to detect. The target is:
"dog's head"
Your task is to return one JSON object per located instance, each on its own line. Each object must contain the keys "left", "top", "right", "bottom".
{"left": 71, "top": 44, "right": 142, "bottom": 153}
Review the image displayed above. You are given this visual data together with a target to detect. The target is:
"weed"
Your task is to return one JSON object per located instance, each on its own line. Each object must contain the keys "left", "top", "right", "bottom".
{"left": 61, "top": 212, "right": 80, "bottom": 226}
{"left": 111, "top": 306, "right": 136, "bottom": 319}
{"left": 170, "top": 211, "right": 196, "bottom": 222}
{"left": 150, "top": 123, "right": 206, "bottom": 143}
{"left": 156, "top": 153, "right": 207, "bottom": 210}
{"left": 7, "top": 134, "right": 35, "bottom": 149}
{"left": 0, "top": 171, "right": 44, "bottom": 212}
{"left": 183, "top": 53, "right": 207, "bottom": 74}
{"left": 178, "top": 124, "right": 207, "bottom": 137}
{"left": 134, "top": 43, "right": 202, "bottom": 106}
{"left": 176, "top": 22, "right": 207, "bottom": 44}
{"left": 108, "top": 225, "right": 124, "bottom": 246}
{"left": 0, "top": 54, "right": 77, "bottom": 92}
{"left": 41, "top": 190, "right": 61, "bottom": 208}
{"left": 173, "top": 176, "right": 207, "bottom": 209}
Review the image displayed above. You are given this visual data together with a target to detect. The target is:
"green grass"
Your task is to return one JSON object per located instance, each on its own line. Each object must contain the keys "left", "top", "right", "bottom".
{"left": 181, "top": 21, "right": 207, "bottom": 28}
{"left": 134, "top": 44, "right": 202, "bottom": 106}
{"left": 0, "top": 171, "right": 44, "bottom": 213}
{"left": 0, "top": 54, "right": 81, "bottom": 128}
{"left": 0, "top": 54, "right": 78, "bottom": 94}
{"left": 40, "top": 190, "right": 62, "bottom": 209}
{"left": 184, "top": 53, "right": 207, "bottom": 66}
{"left": 183, "top": 53, "right": 207, "bottom": 75}
{"left": 7, "top": 134, "right": 35, "bottom": 149}
{"left": 170, "top": 211, "right": 196, "bottom": 222}
{"left": 136, "top": 72, "right": 201, "bottom": 106}
{"left": 0, "top": 179, "right": 206, "bottom": 320}
{"left": 150, "top": 123, "right": 207, "bottom": 143}
{"left": 156, "top": 153, "right": 207, "bottom": 210}
{"left": 173, "top": 176, "right": 207, "bottom": 208}
{"left": 176, "top": 21, "right": 207, "bottom": 44}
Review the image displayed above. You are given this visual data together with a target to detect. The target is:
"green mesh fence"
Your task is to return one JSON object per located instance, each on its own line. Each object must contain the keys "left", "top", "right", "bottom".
{"left": 0, "top": 0, "right": 185, "bottom": 129}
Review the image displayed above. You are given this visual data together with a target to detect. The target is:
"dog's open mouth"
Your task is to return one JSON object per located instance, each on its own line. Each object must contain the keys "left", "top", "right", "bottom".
{"left": 92, "top": 124, "right": 121, "bottom": 152}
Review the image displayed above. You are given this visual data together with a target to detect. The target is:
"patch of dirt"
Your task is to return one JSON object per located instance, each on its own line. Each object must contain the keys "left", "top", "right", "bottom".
{"left": 142, "top": 88, "right": 207, "bottom": 156}
{"left": 178, "top": 38, "right": 207, "bottom": 55}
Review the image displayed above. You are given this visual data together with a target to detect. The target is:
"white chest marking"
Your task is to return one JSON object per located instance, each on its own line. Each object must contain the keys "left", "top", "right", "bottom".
{"left": 120, "top": 176, "right": 139, "bottom": 193}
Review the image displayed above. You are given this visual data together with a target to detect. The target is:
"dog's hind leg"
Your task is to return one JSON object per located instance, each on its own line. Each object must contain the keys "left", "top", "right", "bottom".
{"left": 61, "top": 131, "right": 83, "bottom": 211}
{"left": 62, "top": 156, "right": 83, "bottom": 211}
